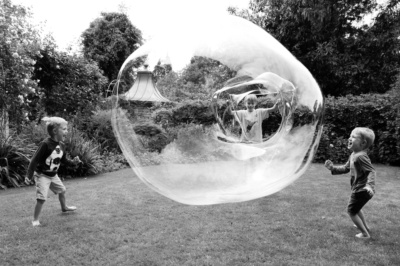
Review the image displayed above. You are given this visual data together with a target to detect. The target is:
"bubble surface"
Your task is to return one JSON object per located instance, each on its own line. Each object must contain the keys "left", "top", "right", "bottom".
{"left": 111, "top": 14, "right": 324, "bottom": 205}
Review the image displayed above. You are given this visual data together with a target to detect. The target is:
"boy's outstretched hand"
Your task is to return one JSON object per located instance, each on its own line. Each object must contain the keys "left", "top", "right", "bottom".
{"left": 324, "top": 160, "right": 334, "bottom": 170}
{"left": 24, "top": 177, "right": 33, "bottom": 186}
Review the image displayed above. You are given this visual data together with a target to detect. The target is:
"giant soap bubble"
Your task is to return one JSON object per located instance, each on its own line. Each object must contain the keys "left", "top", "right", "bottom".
{"left": 111, "top": 14, "right": 324, "bottom": 205}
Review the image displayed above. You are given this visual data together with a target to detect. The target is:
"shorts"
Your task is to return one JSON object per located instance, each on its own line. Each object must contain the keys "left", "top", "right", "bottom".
{"left": 34, "top": 172, "right": 66, "bottom": 201}
{"left": 347, "top": 191, "right": 372, "bottom": 215}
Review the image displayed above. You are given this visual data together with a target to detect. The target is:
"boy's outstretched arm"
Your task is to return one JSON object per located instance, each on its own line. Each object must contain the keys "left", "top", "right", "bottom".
{"left": 330, "top": 159, "right": 351, "bottom": 175}
{"left": 267, "top": 100, "right": 281, "bottom": 112}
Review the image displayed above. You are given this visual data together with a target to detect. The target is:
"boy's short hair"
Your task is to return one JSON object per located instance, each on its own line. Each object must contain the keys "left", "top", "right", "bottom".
{"left": 42, "top": 117, "right": 67, "bottom": 137}
{"left": 244, "top": 94, "right": 257, "bottom": 104}
{"left": 353, "top": 127, "right": 375, "bottom": 149}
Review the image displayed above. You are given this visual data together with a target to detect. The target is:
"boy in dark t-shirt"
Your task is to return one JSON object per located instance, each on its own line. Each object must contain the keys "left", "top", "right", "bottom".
{"left": 325, "top": 127, "right": 376, "bottom": 239}
{"left": 25, "top": 117, "right": 81, "bottom": 226}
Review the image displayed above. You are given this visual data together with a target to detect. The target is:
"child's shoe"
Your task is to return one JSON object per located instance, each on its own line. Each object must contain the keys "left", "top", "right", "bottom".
{"left": 32, "top": 220, "right": 41, "bottom": 227}
{"left": 355, "top": 233, "right": 370, "bottom": 239}
{"left": 62, "top": 206, "right": 77, "bottom": 212}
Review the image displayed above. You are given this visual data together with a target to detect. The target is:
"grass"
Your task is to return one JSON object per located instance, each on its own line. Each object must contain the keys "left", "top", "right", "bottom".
{"left": 0, "top": 163, "right": 399, "bottom": 265}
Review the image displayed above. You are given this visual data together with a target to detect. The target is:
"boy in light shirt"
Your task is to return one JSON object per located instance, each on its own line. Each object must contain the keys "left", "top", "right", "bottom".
{"left": 228, "top": 94, "right": 279, "bottom": 143}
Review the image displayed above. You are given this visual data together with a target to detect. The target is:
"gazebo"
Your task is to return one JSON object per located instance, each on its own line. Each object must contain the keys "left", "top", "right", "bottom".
{"left": 124, "top": 67, "right": 169, "bottom": 122}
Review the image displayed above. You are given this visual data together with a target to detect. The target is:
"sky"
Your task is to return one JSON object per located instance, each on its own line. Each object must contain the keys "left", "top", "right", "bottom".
{"left": 13, "top": 0, "right": 250, "bottom": 51}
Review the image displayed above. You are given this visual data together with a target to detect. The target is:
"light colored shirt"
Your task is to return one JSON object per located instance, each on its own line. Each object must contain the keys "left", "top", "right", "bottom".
{"left": 232, "top": 109, "right": 270, "bottom": 143}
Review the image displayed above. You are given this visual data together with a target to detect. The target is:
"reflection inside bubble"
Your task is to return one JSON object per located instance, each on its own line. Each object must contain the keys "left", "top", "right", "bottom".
{"left": 111, "top": 14, "right": 324, "bottom": 205}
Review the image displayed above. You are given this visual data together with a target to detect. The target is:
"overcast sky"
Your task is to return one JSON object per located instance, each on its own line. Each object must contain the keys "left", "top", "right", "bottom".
{"left": 13, "top": 0, "right": 250, "bottom": 50}
{"left": 12, "top": 0, "right": 389, "bottom": 51}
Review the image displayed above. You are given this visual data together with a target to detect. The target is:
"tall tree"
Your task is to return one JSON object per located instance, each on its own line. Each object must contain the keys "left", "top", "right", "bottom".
{"left": 360, "top": 0, "right": 400, "bottom": 93}
{"left": 0, "top": 0, "right": 41, "bottom": 136}
{"left": 81, "top": 12, "right": 143, "bottom": 83}
{"left": 230, "top": 0, "right": 400, "bottom": 96}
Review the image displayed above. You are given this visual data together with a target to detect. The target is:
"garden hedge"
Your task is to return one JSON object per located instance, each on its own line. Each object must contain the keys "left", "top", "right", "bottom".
{"left": 1, "top": 93, "right": 398, "bottom": 189}
{"left": 150, "top": 94, "right": 399, "bottom": 166}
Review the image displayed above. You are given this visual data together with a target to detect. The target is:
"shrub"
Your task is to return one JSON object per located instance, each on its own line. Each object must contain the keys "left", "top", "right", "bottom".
{"left": 19, "top": 122, "right": 48, "bottom": 147}
{"left": 59, "top": 127, "right": 103, "bottom": 177}
{"left": 152, "top": 108, "right": 175, "bottom": 128}
{"left": 148, "top": 93, "right": 399, "bottom": 166}
{"left": 133, "top": 122, "right": 163, "bottom": 136}
{"left": 316, "top": 94, "right": 400, "bottom": 165}
{"left": 0, "top": 131, "right": 35, "bottom": 188}
{"left": 171, "top": 100, "right": 215, "bottom": 125}
{"left": 98, "top": 150, "right": 128, "bottom": 173}
{"left": 74, "top": 109, "right": 120, "bottom": 153}
{"left": 133, "top": 122, "right": 170, "bottom": 153}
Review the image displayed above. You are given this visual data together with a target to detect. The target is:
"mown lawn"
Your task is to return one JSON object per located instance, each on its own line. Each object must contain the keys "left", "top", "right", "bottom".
{"left": 0, "top": 163, "right": 399, "bottom": 266}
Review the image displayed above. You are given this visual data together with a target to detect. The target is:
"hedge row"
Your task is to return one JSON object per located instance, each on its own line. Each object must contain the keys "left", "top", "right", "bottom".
{"left": 148, "top": 94, "right": 399, "bottom": 166}
{"left": 318, "top": 94, "right": 399, "bottom": 165}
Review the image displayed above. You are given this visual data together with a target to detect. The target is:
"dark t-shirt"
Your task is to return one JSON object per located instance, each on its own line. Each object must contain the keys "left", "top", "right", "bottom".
{"left": 27, "top": 138, "right": 74, "bottom": 179}
{"left": 331, "top": 151, "right": 376, "bottom": 193}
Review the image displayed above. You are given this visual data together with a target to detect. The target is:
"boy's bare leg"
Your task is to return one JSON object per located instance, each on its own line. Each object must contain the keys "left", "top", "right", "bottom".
{"left": 58, "top": 192, "right": 76, "bottom": 212}
{"left": 357, "top": 210, "right": 370, "bottom": 232}
{"left": 33, "top": 199, "right": 45, "bottom": 225}
{"left": 349, "top": 213, "right": 370, "bottom": 237}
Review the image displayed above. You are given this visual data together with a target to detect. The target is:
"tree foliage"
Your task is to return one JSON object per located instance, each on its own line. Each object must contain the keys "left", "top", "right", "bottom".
{"left": 32, "top": 44, "right": 108, "bottom": 118}
{"left": 156, "top": 57, "right": 236, "bottom": 101}
{"left": 0, "top": 0, "right": 41, "bottom": 133}
{"left": 230, "top": 0, "right": 400, "bottom": 96}
{"left": 81, "top": 12, "right": 143, "bottom": 82}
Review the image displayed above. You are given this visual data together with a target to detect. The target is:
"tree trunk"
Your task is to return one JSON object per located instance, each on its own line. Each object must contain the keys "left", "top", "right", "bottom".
{"left": 0, "top": 108, "right": 9, "bottom": 140}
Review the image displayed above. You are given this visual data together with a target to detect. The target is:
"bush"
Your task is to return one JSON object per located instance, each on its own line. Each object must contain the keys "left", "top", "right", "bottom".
{"left": 74, "top": 109, "right": 120, "bottom": 153}
{"left": 133, "top": 122, "right": 170, "bottom": 153}
{"left": 0, "top": 131, "right": 35, "bottom": 188}
{"left": 19, "top": 122, "right": 48, "bottom": 147}
{"left": 58, "top": 127, "right": 103, "bottom": 177}
{"left": 171, "top": 100, "right": 215, "bottom": 125}
{"left": 152, "top": 108, "right": 175, "bottom": 128}
{"left": 316, "top": 94, "right": 400, "bottom": 165}
{"left": 148, "top": 93, "right": 399, "bottom": 166}
{"left": 98, "top": 150, "right": 128, "bottom": 173}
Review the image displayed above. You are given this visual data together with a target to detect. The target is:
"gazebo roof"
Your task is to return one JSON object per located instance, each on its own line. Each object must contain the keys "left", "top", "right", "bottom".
{"left": 124, "top": 70, "right": 169, "bottom": 102}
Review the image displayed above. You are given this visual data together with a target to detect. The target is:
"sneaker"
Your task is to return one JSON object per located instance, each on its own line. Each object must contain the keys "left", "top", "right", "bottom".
{"left": 62, "top": 206, "right": 77, "bottom": 212}
{"left": 355, "top": 233, "right": 370, "bottom": 239}
{"left": 32, "top": 220, "right": 41, "bottom": 227}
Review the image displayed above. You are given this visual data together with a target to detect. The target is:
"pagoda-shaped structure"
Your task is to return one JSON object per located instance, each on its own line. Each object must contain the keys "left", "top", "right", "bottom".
{"left": 124, "top": 66, "right": 169, "bottom": 122}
